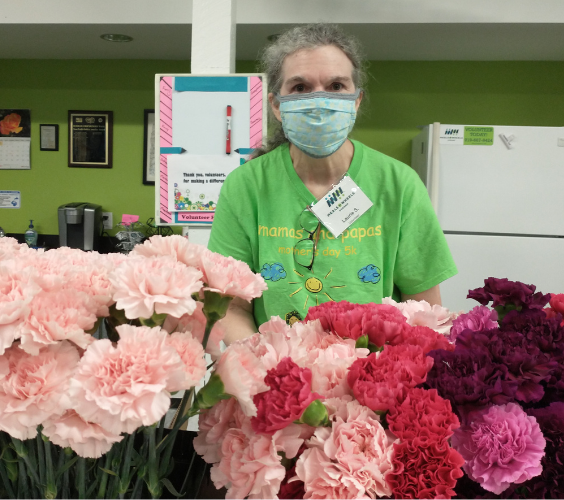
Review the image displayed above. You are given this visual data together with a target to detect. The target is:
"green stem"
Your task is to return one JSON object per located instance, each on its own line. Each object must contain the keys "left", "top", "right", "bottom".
{"left": 17, "top": 458, "right": 30, "bottom": 500}
{"left": 77, "top": 457, "right": 86, "bottom": 499}
{"left": 11, "top": 438, "right": 41, "bottom": 487}
{"left": 96, "top": 447, "right": 113, "bottom": 499}
{"left": 179, "top": 448, "right": 198, "bottom": 498}
{"left": 0, "top": 458, "right": 16, "bottom": 499}
{"left": 146, "top": 426, "right": 161, "bottom": 498}
{"left": 118, "top": 431, "right": 136, "bottom": 496}
{"left": 44, "top": 438, "right": 57, "bottom": 499}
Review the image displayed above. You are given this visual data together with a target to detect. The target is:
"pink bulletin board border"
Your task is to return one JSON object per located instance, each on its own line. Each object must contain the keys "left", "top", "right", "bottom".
{"left": 156, "top": 74, "right": 266, "bottom": 226}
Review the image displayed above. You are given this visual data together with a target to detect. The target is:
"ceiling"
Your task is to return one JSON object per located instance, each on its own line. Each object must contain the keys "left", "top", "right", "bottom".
{"left": 2, "top": 0, "right": 564, "bottom": 61}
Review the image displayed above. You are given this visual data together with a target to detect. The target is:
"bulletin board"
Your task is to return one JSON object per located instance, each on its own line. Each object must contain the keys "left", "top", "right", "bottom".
{"left": 155, "top": 74, "right": 267, "bottom": 226}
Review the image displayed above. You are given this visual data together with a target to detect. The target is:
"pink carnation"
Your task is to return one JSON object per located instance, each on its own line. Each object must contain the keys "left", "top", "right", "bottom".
{"left": 130, "top": 234, "right": 207, "bottom": 268}
{"left": 194, "top": 398, "right": 251, "bottom": 463}
{"left": 0, "top": 237, "right": 37, "bottom": 260}
{"left": 449, "top": 305, "right": 498, "bottom": 342}
{"left": 19, "top": 289, "right": 98, "bottom": 355}
{"left": 163, "top": 301, "right": 225, "bottom": 360}
{"left": 109, "top": 255, "right": 203, "bottom": 319}
{"left": 0, "top": 267, "right": 40, "bottom": 355}
{"left": 0, "top": 341, "right": 80, "bottom": 440}
{"left": 70, "top": 324, "right": 187, "bottom": 434}
{"left": 451, "top": 403, "right": 546, "bottom": 494}
{"left": 199, "top": 251, "right": 267, "bottom": 302}
{"left": 214, "top": 342, "right": 267, "bottom": 416}
{"left": 382, "top": 297, "right": 458, "bottom": 335}
{"left": 165, "top": 332, "right": 207, "bottom": 388}
{"left": 210, "top": 424, "right": 306, "bottom": 499}
{"left": 42, "top": 410, "right": 123, "bottom": 458}
{"left": 300, "top": 399, "right": 396, "bottom": 498}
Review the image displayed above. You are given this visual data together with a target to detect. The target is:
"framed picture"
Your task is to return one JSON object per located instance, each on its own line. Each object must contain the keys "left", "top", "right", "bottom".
{"left": 68, "top": 110, "right": 113, "bottom": 168}
{"left": 143, "top": 109, "right": 156, "bottom": 185}
{"left": 40, "top": 124, "right": 59, "bottom": 151}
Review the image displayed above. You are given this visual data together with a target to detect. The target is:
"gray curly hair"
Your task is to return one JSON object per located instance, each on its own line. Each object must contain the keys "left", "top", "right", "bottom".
{"left": 252, "top": 23, "right": 367, "bottom": 158}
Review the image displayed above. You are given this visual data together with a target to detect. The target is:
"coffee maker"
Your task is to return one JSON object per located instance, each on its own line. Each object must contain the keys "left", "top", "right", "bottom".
{"left": 58, "top": 202, "right": 103, "bottom": 251}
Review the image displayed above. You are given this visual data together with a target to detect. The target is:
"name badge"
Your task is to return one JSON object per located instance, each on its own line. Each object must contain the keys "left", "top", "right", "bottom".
{"left": 309, "top": 176, "right": 373, "bottom": 238}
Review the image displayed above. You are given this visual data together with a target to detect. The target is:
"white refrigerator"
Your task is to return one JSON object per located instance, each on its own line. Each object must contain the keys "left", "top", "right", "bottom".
{"left": 411, "top": 123, "right": 564, "bottom": 313}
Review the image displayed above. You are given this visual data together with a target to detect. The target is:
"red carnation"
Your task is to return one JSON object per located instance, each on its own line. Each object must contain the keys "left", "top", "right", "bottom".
{"left": 401, "top": 325, "right": 455, "bottom": 354}
{"left": 387, "top": 388, "right": 460, "bottom": 443}
{"left": 387, "top": 439, "right": 464, "bottom": 499}
{"left": 347, "top": 344, "right": 434, "bottom": 412}
{"left": 550, "top": 293, "right": 564, "bottom": 314}
{"left": 251, "top": 357, "right": 322, "bottom": 435}
{"left": 305, "top": 300, "right": 409, "bottom": 346}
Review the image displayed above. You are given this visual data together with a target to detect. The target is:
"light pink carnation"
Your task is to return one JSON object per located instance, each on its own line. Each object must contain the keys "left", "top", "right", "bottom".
{"left": 163, "top": 301, "right": 226, "bottom": 360}
{"left": 19, "top": 289, "right": 97, "bottom": 355}
{"left": 0, "top": 341, "right": 79, "bottom": 440}
{"left": 300, "top": 399, "right": 396, "bottom": 498}
{"left": 451, "top": 403, "right": 546, "bottom": 494}
{"left": 194, "top": 398, "right": 252, "bottom": 463}
{"left": 214, "top": 342, "right": 268, "bottom": 416}
{"left": 130, "top": 234, "right": 207, "bottom": 268}
{"left": 42, "top": 410, "right": 123, "bottom": 458}
{"left": 382, "top": 297, "right": 458, "bottom": 335}
{"left": 210, "top": 424, "right": 307, "bottom": 499}
{"left": 109, "top": 255, "right": 203, "bottom": 319}
{"left": 0, "top": 237, "right": 37, "bottom": 260}
{"left": 70, "top": 324, "right": 187, "bottom": 434}
{"left": 165, "top": 332, "right": 207, "bottom": 388}
{"left": 449, "top": 305, "right": 499, "bottom": 342}
{"left": 199, "top": 251, "right": 267, "bottom": 302}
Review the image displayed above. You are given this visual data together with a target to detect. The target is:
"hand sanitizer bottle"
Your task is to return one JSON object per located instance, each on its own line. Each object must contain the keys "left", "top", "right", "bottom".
{"left": 24, "top": 220, "right": 38, "bottom": 247}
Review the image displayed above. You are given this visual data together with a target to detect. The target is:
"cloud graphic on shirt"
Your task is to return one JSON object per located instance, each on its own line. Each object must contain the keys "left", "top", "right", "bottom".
{"left": 358, "top": 264, "right": 381, "bottom": 284}
{"left": 260, "top": 263, "right": 287, "bottom": 282}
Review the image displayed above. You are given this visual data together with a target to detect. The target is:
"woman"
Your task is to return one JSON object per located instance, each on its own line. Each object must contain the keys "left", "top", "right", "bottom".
{"left": 208, "top": 23, "right": 457, "bottom": 343}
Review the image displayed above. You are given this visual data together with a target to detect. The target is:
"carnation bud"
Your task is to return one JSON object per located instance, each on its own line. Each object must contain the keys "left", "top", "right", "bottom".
{"left": 299, "top": 399, "right": 329, "bottom": 427}
{"left": 355, "top": 335, "right": 369, "bottom": 349}
{"left": 194, "top": 373, "right": 232, "bottom": 410}
{"left": 494, "top": 303, "right": 519, "bottom": 322}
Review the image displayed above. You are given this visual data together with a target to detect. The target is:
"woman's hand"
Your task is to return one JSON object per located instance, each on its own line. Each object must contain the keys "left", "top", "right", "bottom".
{"left": 221, "top": 297, "right": 258, "bottom": 346}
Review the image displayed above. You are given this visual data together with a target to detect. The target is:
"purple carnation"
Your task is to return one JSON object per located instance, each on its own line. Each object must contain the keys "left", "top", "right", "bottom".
{"left": 424, "top": 349, "right": 517, "bottom": 412}
{"left": 451, "top": 403, "right": 546, "bottom": 495}
{"left": 455, "top": 328, "right": 556, "bottom": 403}
{"left": 468, "top": 278, "right": 551, "bottom": 314}
{"left": 449, "top": 305, "right": 499, "bottom": 342}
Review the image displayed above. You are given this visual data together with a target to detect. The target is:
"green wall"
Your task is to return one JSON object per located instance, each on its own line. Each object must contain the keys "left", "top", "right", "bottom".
{"left": 1, "top": 59, "right": 563, "bottom": 235}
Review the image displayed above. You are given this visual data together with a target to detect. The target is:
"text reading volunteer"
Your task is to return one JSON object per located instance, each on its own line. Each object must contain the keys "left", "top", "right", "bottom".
{"left": 208, "top": 24, "right": 457, "bottom": 344}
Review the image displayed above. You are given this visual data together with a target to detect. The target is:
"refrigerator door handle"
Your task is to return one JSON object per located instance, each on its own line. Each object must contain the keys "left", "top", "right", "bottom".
{"left": 430, "top": 121, "right": 441, "bottom": 214}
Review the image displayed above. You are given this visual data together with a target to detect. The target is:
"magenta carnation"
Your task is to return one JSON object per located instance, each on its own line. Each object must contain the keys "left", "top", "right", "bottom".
{"left": 449, "top": 305, "right": 499, "bottom": 342}
{"left": 451, "top": 403, "right": 546, "bottom": 495}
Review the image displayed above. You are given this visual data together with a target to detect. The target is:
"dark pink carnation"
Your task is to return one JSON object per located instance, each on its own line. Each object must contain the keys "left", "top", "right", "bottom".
{"left": 451, "top": 403, "right": 546, "bottom": 495}
{"left": 402, "top": 325, "right": 454, "bottom": 354}
{"left": 468, "top": 277, "right": 551, "bottom": 312}
{"left": 449, "top": 305, "right": 499, "bottom": 342}
{"left": 347, "top": 344, "right": 433, "bottom": 412}
{"left": 251, "top": 357, "right": 322, "bottom": 435}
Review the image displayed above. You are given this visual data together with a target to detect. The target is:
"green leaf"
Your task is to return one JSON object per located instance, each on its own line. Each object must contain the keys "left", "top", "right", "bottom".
{"left": 160, "top": 478, "right": 182, "bottom": 498}
{"left": 99, "top": 467, "right": 118, "bottom": 477}
{"left": 55, "top": 457, "right": 79, "bottom": 481}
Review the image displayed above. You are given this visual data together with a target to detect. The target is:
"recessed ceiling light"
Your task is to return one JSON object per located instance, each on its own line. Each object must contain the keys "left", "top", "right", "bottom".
{"left": 267, "top": 34, "right": 280, "bottom": 42}
{"left": 100, "top": 34, "right": 133, "bottom": 42}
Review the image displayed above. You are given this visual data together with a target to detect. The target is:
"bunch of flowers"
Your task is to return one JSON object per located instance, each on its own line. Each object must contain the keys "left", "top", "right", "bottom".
{"left": 194, "top": 301, "right": 466, "bottom": 499}
{"left": 0, "top": 235, "right": 266, "bottom": 499}
{"left": 424, "top": 277, "right": 564, "bottom": 498}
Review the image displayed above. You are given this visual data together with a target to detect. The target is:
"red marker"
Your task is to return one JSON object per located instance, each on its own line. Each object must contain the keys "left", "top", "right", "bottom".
{"left": 226, "top": 105, "right": 232, "bottom": 154}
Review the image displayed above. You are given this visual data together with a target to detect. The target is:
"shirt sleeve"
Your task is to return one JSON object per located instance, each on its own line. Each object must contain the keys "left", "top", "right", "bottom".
{"left": 393, "top": 178, "right": 458, "bottom": 295}
{"left": 207, "top": 176, "right": 255, "bottom": 271}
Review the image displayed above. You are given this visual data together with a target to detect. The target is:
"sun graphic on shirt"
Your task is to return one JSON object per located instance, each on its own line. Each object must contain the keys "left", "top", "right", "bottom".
{"left": 288, "top": 268, "right": 346, "bottom": 310}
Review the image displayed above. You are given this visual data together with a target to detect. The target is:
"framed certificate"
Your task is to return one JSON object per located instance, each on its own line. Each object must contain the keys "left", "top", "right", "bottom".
{"left": 68, "top": 110, "right": 113, "bottom": 168}
{"left": 143, "top": 109, "right": 156, "bottom": 185}
{"left": 40, "top": 124, "right": 59, "bottom": 151}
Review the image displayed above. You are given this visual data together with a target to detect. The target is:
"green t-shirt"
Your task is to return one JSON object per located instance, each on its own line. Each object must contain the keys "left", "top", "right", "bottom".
{"left": 208, "top": 140, "right": 457, "bottom": 326}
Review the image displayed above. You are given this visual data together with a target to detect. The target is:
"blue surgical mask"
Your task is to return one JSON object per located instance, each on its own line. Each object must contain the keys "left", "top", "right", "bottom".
{"left": 277, "top": 90, "right": 360, "bottom": 159}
